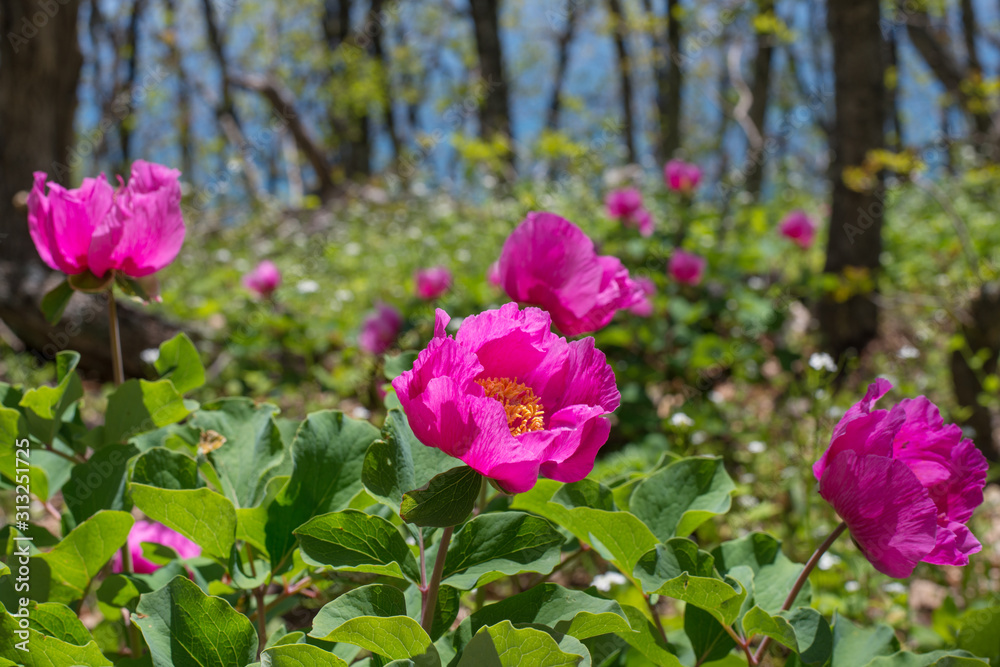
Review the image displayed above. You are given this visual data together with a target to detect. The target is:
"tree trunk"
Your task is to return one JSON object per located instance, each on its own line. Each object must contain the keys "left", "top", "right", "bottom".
{"left": 606, "top": 0, "right": 636, "bottom": 164}
{"left": 950, "top": 283, "right": 1000, "bottom": 461}
{"left": 118, "top": 0, "right": 146, "bottom": 172}
{"left": 468, "top": 0, "right": 513, "bottom": 153}
{"left": 546, "top": 4, "right": 579, "bottom": 131}
{"left": 818, "top": 0, "right": 886, "bottom": 360}
{"left": 655, "top": 0, "right": 682, "bottom": 160}
{"left": 744, "top": 0, "right": 774, "bottom": 197}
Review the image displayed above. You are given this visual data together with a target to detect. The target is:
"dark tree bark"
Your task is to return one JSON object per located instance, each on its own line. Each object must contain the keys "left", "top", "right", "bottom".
{"left": 546, "top": 3, "right": 579, "bottom": 131}
{"left": 656, "top": 0, "right": 683, "bottom": 160}
{"left": 323, "top": 0, "right": 373, "bottom": 179}
{"left": 468, "top": 0, "right": 513, "bottom": 154}
{"left": 117, "top": 0, "right": 145, "bottom": 170}
{"left": 883, "top": 25, "right": 903, "bottom": 150}
{"left": 606, "top": 0, "right": 636, "bottom": 164}
{"left": 951, "top": 283, "right": 1000, "bottom": 461}
{"left": 818, "top": 0, "right": 886, "bottom": 360}
{"left": 744, "top": 0, "right": 774, "bottom": 197}
{"left": 163, "top": 0, "right": 194, "bottom": 178}
{"left": 368, "top": 0, "right": 401, "bottom": 162}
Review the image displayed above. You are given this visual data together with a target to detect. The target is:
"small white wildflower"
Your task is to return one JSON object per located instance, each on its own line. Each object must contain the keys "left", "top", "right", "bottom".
{"left": 405, "top": 535, "right": 416, "bottom": 546}
{"left": 691, "top": 431, "right": 707, "bottom": 445}
{"left": 592, "top": 572, "right": 627, "bottom": 592}
{"left": 351, "top": 406, "right": 372, "bottom": 420}
{"left": 297, "top": 280, "right": 320, "bottom": 294}
{"left": 334, "top": 288, "right": 353, "bottom": 302}
{"left": 345, "top": 242, "right": 362, "bottom": 257}
{"left": 882, "top": 582, "right": 907, "bottom": 595}
{"left": 670, "top": 412, "right": 694, "bottom": 428}
{"left": 747, "top": 276, "right": 766, "bottom": 290}
{"left": 844, "top": 581, "right": 861, "bottom": 593}
{"left": 818, "top": 553, "right": 841, "bottom": 571}
{"left": 214, "top": 249, "right": 232, "bottom": 263}
{"left": 827, "top": 406, "right": 846, "bottom": 419}
{"left": 738, "top": 495, "right": 760, "bottom": 508}
{"left": 139, "top": 348, "right": 160, "bottom": 364}
{"left": 897, "top": 345, "right": 919, "bottom": 360}
{"left": 447, "top": 317, "right": 464, "bottom": 333}
{"left": 808, "top": 352, "right": 837, "bottom": 373}
{"left": 739, "top": 473, "right": 756, "bottom": 484}
{"left": 815, "top": 388, "right": 827, "bottom": 400}
{"left": 456, "top": 248, "right": 471, "bottom": 263}
{"left": 747, "top": 440, "right": 766, "bottom": 454}
{"left": 708, "top": 390, "right": 724, "bottom": 404}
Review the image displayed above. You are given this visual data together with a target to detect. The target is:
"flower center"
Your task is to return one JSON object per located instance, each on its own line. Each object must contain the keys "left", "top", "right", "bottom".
{"left": 477, "top": 377, "right": 545, "bottom": 436}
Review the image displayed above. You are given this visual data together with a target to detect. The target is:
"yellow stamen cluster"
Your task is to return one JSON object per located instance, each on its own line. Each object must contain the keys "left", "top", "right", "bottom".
{"left": 477, "top": 377, "right": 545, "bottom": 436}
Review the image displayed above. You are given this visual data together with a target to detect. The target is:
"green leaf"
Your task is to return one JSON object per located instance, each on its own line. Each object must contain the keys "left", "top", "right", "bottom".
{"left": 62, "top": 444, "right": 138, "bottom": 523}
{"left": 31, "top": 510, "right": 133, "bottom": 604}
{"left": 190, "top": 398, "right": 286, "bottom": 507}
{"left": 0, "top": 405, "right": 49, "bottom": 501}
{"left": 131, "top": 447, "right": 203, "bottom": 490}
{"left": 743, "top": 606, "right": 832, "bottom": 665}
{"left": 294, "top": 510, "right": 421, "bottom": 582}
{"left": 28, "top": 602, "right": 95, "bottom": 645}
{"left": 19, "top": 351, "right": 82, "bottom": 444}
{"left": 311, "top": 584, "right": 408, "bottom": 640}
{"left": 41, "top": 279, "right": 75, "bottom": 325}
{"left": 400, "top": 466, "right": 483, "bottom": 527}
{"left": 457, "top": 621, "right": 583, "bottom": 667}
{"left": 262, "top": 644, "right": 350, "bottom": 667}
{"left": 237, "top": 475, "right": 288, "bottom": 558}
{"left": 0, "top": 607, "right": 111, "bottom": 666}
{"left": 129, "top": 484, "right": 236, "bottom": 560}
{"left": 713, "top": 532, "right": 810, "bottom": 613}
{"left": 404, "top": 583, "right": 460, "bottom": 643}
{"left": 830, "top": 613, "right": 899, "bottom": 667}
{"left": 134, "top": 575, "right": 257, "bottom": 667}
{"left": 104, "top": 379, "right": 192, "bottom": 445}
{"left": 629, "top": 457, "right": 734, "bottom": 541}
{"left": 442, "top": 511, "right": 564, "bottom": 589}
{"left": 551, "top": 479, "right": 616, "bottom": 512}
{"left": 864, "top": 651, "right": 989, "bottom": 666}
{"left": 685, "top": 604, "right": 736, "bottom": 665}
{"left": 384, "top": 352, "right": 418, "bottom": 380}
{"left": 615, "top": 605, "right": 684, "bottom": 666}
{"left": 956, "top": 605, "right": 1000, "bottom": 665}
{"left": 511, "top": 480, "right": 658, "bottom": 579}
{"left": 319, "top": 615, "right": 437, "bottom": 664}
{"left": 154, "top": 333, "right": 205, "bottom": 394}
{"left": 265, "top": 411, "right": 380, "bottom": 571}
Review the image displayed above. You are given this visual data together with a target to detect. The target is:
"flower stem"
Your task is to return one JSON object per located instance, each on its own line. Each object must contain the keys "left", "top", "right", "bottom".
{"left": 108, "top": 290, "right": 125, "bottom": 387}
{"left": 751, "top": 521, "right": 847, "bottom": 664}
{"left": 420, "top": 526, "right": 454, "bottom": 636}
{"left": 254, "top": 585, "right": 268, "bottom": 658}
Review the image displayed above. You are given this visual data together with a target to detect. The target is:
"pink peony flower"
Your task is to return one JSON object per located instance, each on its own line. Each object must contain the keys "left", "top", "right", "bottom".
{"left": 629, "top": 276, "right": 656, "bottom": 317}
{"left": 668, "top": 250, "right": 706, "bottom": 285}
{"left": 28, "top": 161, "right": 184, "bottom": 279}
{"left": 112, "top": 520, "right": 201, "bottom": 575}
{"left": 779, "top": 210, "right": 818, "bottom": 249}
{"left": 664, "top": 159, "right": 702, "bottom": 195}
{"left": 486, "top": 261, "right": 502, "bottom": 287}
{"left": 392, "top": 303, "right": 620, "bottom": 493}
{"left": 813, "top": 379, "right": 988, "bottom": 578}
{"left": 242, "top": 260, "right": 282, "bottom": 297}
{"left": 632, "top": 208, "right": 655, "bottom": 237}
{"left": 359, "top": 302, "right": 404, "bottom": 355}
{"left": 605, "top": 188, "right": 643, "bottom": 219}
{"left": 497, "top": 212, "right": 645, "bottom": 336}
{"left": 415, "top": 266, "right": 453, "bottom": 300}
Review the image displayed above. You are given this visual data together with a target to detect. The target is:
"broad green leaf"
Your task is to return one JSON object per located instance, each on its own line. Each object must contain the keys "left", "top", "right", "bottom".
{"left": 956, "top": 606, "right": 1000, "bottom": 665}
{"left": 320, "top": 616, "right": 436, "bottom": 663}
{"left": 19, "top": 351, "right": 82, "bottom": 445}
{"left": 551, "top": 479, "right": 616, "bottom": 512}
{"left": 265, "top": 411, "right": 380, "bottom": 570}
{"left": 404, "top": 583, "right": 460, "bottom": 643}
{"left": 294, "top": 510, "right": 421, "bottom": 582}
{"left": 190, "top": 398, "right": 286, "bottom": 507}
{"left": 129, "top": 484, "right": 236, "bottom": 560}
{"left": 131, "top": 446, "right": 202, "bottom": 489}
{"left": 63, "top": 444, "right": 138, "bottom": 523}
{"left": 154, "top": 333, "right": 205, "bottom": 394}
{"left": 511, "top": 481, "right": 657, "bottom": 579}
{"left": 743, "top": 606, "right": 832, "bottom": 665}
{"left": 456, "top": 621, "right": 582, "bottom": 667}
{"left": 400, "top": 466, "right": 483, "bottom": 527}
{"left": 685, "top": 604, "right": 736, "bottom": 665}
{"left": 134, "top": 575, "right": 257, "bottom": 667}
{"left": 0, "top": 562, "right": 8, "bottom": 578}
{"left": 831, "top": 613, "right": 899, "bottom": 667}
{"left": 0, "top": 607, "right": 110, "bottom": 666}
{"left": 0, "top": 405, "right": 49, "bottom": 502}
{"left": 441, "top": 512, "right": 564, "bottom": 589}
{"left": 453, "top": 583, "right": 633, "bottom": 653}
{"left": 864, "top": 651, "right": 989, "bottom": 666}
{"left": 31, "top": 510, "right": 133, "bottom": 604}
{"left": 40, "top": 279, "right": 74, "bottom": 324}
{"left": 713, "top": 532, "right": 810, "bottom": 613}
{"left": 310, "top": 584, "right": 408, "bottom": 640}
{"left": 28, "top": 602, "right": 94, "bottom": 645}
{"left": 384, "top": 352, "right": 418, "bottom": 380}
{"left": 629, "top": 457, "right": 735, "bottom": 541}
{"left": 237, "top": 475, "right": 288, "bottom": 558}
{"left": 262, "top": 644, "right": 349, "bottom": 667}
{"left": 104, "top": 379, "right": 192, "bottom": 445}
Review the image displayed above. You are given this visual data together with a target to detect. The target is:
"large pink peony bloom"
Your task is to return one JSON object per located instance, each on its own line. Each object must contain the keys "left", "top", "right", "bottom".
{"left": 779, "top": 210, "right": 818, "bottom": 249}
{"left": 497, "top": 212, "right": 645, "bottom": 336}
{"left": 664, "top": 159, "right": 702, "bottom": 195}
{"left": 28, "top": 160, "right": 184, "bottom": 278}
{"left": 415, "top": 266, "right": 453, "bottom": 300}
{"left": 112, "top": 520, "right": 201, "bottom": 575}
{"left": 392, "top": 303, "right": 620, "bottom": 493}
{"left": 814, "top": 379, "right": 988, "bottom": 578}
{"left": 668, "top": 250, "right": 706, "bottom": 285}
{"left": 359, "top": 302, "right": 404, "bottom": 355}
{"left": 243, "top": 260, "right": 282, "bottom": 297}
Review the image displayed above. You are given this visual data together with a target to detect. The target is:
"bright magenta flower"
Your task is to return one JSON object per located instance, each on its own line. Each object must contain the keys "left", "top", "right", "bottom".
{"left": 243, "top": 260, "right": 282, "bottom": 297}
{"left": 668, "top": 250, "right": 706, "bottom": 285}
{"left": 112, "top": 520, "right": 201, "bottom": 575}
{"left": 359, "top": 302, "right": 403, "bottom": 355}
{"left": 664, "top": 159, "right": 702, "bottom": 195}
{"left": 631, "top": 208, "right": 654, "bottom": 237}
{"left": 779, "top": 210, "right": 818, "bottom": 249}
{"left": 28, "top": 160, "right": 184, "bottom": 279}
{"left": 629, "top": 276, "right": 656, "bottom": 317}
{"left": 415, "top": 266, "right": 453, "bottom": 300}
{"left": 814, "top": 379, "right": 988, "bottom": 578}
{"left": 497, "top": 212, "right": 645, "bottom": 336}
{"left": 486, "top": 261, "right": 502, "bottom": 287}
{"left": 392, "top": 303, "right": 620, "bottom": 493}
{"left": 605, "top": 188, "right": 643, "bottom": 219}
